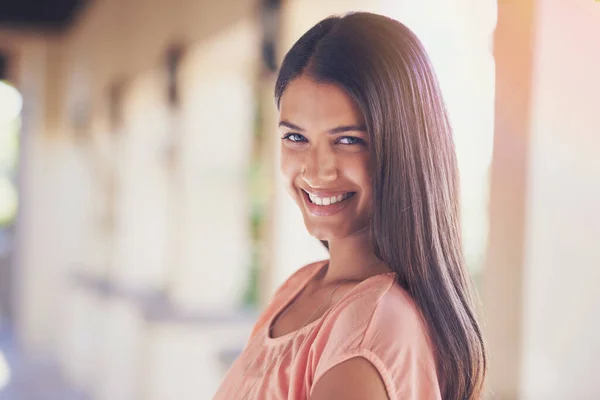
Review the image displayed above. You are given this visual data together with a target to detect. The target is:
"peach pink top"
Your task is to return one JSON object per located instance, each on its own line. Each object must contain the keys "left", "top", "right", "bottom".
{"left": 213, "top": 260, "right": 441, "bottom": 400}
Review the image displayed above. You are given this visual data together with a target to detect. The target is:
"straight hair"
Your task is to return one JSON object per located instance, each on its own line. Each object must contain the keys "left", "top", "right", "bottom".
{"left": 275, "top": 12, "right": 486, "bottom": 399}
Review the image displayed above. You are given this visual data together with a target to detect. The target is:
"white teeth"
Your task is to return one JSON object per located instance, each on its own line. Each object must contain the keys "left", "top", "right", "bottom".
{"left": 306, "top": 191, "right": 353, "bottom": 206}
{"left": 308, "top": 193, "right": 323, "bottom": 205}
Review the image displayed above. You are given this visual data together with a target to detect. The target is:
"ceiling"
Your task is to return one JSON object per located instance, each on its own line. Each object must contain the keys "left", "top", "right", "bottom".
{"left": 0, "top": 0, "right": 88, "bottom": 30}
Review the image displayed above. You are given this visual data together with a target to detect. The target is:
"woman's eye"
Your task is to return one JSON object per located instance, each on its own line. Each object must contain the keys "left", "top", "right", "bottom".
{"left": 337, "top": 136, "right": 365, "bottom": 145}
{"left": 282, "top": 133, "right": 307, "bottom": 142}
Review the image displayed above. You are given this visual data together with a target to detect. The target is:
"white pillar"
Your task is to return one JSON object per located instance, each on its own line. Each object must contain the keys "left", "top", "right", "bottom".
{"left": 520, "top": 0, "right": 600, "bottom": 398}
{"left": 169, "top": 19, "right": 257, "bottom": 311}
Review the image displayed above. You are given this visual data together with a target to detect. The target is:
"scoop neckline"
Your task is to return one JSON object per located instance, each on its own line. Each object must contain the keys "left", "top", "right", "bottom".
{"left": 264, "top": 260, "right": 396, "bottom": 345}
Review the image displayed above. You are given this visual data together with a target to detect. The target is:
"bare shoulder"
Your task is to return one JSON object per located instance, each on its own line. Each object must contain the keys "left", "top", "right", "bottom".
{"left": 310, "top": 356, "right": 390, "bottom": 400}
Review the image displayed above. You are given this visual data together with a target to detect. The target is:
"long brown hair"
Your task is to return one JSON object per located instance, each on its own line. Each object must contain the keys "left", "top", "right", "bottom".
{"left": 274, "top": 12, "right": 486, "bottom": 399}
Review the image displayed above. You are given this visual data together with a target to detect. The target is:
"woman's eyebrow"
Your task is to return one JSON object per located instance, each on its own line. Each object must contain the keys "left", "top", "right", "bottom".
{"left": 327, "top": 124, "right": 367, "bottom": 134}
{"left": 279, "top": 120, "right": 366, "bottom": 134}
{"left": 278, "top": 120, "right": 304, "bottom": 131}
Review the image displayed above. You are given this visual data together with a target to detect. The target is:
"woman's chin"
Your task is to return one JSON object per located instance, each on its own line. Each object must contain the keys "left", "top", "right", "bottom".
{"left": 304, "top": 222, "right": 346, "bottom": 242}
{"left": 304, "top": 224, "right": 333, "bottom": 242}
{"left": 304, "top": 218, "right": 371, "bottom": 243}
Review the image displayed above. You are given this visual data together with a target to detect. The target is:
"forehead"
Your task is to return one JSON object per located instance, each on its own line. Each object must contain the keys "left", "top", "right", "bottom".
{"left": 279, "top": 75, "right": 364, "bottom": 128}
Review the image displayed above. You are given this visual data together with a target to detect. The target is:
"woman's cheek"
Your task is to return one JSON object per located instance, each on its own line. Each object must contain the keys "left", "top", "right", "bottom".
{"left": 280, "top": 151, "right": 300, "bottom": 190}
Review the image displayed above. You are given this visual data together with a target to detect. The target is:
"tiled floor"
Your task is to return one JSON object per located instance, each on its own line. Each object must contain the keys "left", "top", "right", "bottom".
{"left": 0, "top": 327, "right": 88, "bottom": 400}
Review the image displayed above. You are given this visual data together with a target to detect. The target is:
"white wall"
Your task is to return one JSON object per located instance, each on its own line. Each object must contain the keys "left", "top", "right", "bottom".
{"left": 171, "top": 19, "right": 257, "bottom": 310}
{"left": 521, "top": 0, "right": 600, "bottom": 398}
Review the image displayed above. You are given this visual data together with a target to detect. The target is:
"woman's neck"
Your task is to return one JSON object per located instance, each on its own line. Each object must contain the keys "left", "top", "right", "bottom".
{"left": 321, "top": 230, "right": 392, "bottom": 285}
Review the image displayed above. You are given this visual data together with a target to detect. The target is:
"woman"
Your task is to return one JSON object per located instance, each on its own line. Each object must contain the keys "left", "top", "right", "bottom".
{"left": 214, "top": 12, "right": 486, "bottom": 400}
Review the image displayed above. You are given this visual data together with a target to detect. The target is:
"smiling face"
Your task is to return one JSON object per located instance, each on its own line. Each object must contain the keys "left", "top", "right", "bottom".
{"left": 278, "top": 75, "right": 372, "bottom": 241}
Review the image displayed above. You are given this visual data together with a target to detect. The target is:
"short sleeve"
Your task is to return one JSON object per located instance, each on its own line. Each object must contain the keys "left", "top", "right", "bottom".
{"left": 310, "top": 279, "right": 441, "bottom": 400}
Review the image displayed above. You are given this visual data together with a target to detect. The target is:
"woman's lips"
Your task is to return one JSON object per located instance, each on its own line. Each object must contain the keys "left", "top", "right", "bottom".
{"left": 301, "top": 189, "right": 356, "bottom": 216}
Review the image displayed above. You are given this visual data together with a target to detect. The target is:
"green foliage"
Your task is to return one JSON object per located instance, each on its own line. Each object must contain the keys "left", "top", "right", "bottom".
{"left": 0, "top": 117, "right": 19, "bottom": 227}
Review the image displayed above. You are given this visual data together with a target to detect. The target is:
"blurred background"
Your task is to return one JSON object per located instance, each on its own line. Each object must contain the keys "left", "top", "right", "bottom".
{"left": 0, "top": 0, "right": 598, "bottom": 399}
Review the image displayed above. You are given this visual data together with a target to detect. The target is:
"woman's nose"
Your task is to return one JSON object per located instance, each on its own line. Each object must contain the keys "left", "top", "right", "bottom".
{"left": 301, "top": 146, "right": 338, "bottom": 188}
